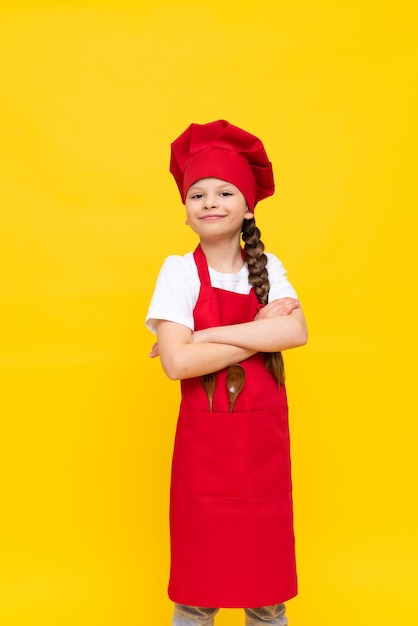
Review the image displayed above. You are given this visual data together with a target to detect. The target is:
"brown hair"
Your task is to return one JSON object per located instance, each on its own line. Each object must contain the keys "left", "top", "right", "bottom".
{"left": 241, "top": 217, "right": 285, "bottom": 386}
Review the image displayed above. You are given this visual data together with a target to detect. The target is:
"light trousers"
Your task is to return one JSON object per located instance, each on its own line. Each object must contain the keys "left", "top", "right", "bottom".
{"left": 173, "top": 603, "right": 288, "bottom": 626}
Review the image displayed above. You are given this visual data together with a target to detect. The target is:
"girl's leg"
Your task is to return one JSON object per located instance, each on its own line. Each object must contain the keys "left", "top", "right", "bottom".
{"left": 172, "top": 604, "right": 219, "bottom": 626}
{"left": 244, "top": 604, "right": 288, "bottom": 626}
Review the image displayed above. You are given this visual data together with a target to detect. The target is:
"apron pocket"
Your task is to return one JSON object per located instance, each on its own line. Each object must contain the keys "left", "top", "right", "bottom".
{"left": 171, "top": 407, "right": 292, "bottom": 498}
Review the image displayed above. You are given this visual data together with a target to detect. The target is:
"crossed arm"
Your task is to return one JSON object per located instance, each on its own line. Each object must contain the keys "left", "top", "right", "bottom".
{"left": 152, "top": 298, "right": 307, "bottom": 381}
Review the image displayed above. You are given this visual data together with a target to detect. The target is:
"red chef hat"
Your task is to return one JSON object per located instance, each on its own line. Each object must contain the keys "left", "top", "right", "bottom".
{"left": 169, "top": 120, "right": 275, "bottom": 210}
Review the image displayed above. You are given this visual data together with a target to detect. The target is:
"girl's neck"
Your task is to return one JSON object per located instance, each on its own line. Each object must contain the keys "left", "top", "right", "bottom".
{"left": 199, "top": 238, "right": 244, "bottom": 274}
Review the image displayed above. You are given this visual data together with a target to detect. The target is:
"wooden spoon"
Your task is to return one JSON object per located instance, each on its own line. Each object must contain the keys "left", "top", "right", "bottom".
{"left": 226, "top": 364, "right": 245, "bottom": 412}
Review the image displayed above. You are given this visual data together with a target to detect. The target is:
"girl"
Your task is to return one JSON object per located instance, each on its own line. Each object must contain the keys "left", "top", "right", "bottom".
{"left": 146, "top": 120, "right": 307, "bottom": 626}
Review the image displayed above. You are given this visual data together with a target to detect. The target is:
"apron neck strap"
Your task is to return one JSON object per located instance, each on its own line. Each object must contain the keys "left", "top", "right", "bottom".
{"left": 193, "top": 245, "right": 211, "bottom": 287}
{"left": 193, "top": 244, "right": 247, "bottom": 287}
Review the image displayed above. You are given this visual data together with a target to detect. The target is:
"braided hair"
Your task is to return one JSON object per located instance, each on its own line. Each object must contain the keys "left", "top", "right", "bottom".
{"left": 241, "top": 217, "right": 285, "bottom": 386}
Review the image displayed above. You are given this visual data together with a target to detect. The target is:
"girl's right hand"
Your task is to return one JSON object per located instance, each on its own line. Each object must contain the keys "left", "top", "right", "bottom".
{"left": 254, "top": 297, "right": 300, "bottom": 321}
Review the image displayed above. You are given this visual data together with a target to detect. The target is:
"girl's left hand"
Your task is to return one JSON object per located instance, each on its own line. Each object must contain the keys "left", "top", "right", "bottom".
{"left": 150, "top": 342, "right": 160, "bottom": 358}
{"left": 255, "top": 297, "right": 300, "bottom": 321}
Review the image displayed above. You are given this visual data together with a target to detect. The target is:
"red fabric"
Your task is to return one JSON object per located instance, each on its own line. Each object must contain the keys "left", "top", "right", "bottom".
{"left": 168, "top": 245, "right": 297, "bottom": 608}
{"left": 169, "top": 120, "right": 274, "bottom": 210}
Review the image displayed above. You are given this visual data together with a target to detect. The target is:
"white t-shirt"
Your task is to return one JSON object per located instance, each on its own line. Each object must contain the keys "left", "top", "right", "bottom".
{"left": 146, "top": 251, "right": 298, "bottom": 334}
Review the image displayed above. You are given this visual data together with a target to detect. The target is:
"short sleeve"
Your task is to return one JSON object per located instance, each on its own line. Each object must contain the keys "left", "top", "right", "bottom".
{"left": 266, "top": 253, "right": 298, "bottom": 302}
{"left": 145, "top": 255, "right": 199, "bottom": 334}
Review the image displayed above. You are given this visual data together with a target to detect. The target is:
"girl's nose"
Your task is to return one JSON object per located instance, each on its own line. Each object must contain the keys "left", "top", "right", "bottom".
{"left": 204, "top": 196, "right": 218, "bottom": 209}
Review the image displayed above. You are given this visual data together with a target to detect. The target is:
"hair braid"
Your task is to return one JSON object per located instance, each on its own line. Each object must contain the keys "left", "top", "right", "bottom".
{"left": 241, "top": 217, "right": 285, "bottom": 386}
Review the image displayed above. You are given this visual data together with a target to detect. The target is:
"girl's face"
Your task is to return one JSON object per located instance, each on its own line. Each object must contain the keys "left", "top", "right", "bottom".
{"left": 185, "top": 177, "right": 253, "bottom": 241}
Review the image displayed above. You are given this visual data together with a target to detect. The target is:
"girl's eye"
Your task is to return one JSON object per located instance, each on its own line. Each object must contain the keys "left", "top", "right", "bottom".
{"left": 220, "top": 192, "right": 232, "bottom": 197}
{"left": 191, "top": 193, "right": 203, "bottom": 199}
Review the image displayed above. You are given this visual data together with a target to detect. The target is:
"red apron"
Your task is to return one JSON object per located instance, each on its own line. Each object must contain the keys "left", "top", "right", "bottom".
{"left": 168, "top": 245, "right": 297, "bottom": 608}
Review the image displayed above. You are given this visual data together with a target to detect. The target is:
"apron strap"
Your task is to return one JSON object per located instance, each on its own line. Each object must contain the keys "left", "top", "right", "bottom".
{"left": 193, "top": 245, "right": 247, "bottom": 289}
{"left": 193, "top": 245, "right": 211, "bottom": 287}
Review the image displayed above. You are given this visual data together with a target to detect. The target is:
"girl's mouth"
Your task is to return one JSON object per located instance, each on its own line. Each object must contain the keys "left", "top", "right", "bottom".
{"left": 200, "top": 214, "right": 226, "bottom": 221}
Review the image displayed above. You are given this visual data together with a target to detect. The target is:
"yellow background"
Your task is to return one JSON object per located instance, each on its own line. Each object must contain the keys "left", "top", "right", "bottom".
{"left": 1, "top": 1, "right": 417, "bottom": 624}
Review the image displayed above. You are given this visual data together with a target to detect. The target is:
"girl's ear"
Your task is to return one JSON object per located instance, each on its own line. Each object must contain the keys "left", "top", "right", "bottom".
{"left": 244, "top": 210, "right": 254, "bottom": 220}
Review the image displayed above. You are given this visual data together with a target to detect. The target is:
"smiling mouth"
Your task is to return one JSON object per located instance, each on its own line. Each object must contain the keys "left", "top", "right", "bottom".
{"left": 199, "top": 214, "right": 226, "bottom": 220}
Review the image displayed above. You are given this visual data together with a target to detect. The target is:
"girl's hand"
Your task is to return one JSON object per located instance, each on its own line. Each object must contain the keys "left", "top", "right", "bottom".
{"left": 150, "top": 342, "right": 160, "bottom": 358}
{"left": 255, "top": 297, "right": 300, "bottom": 321}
